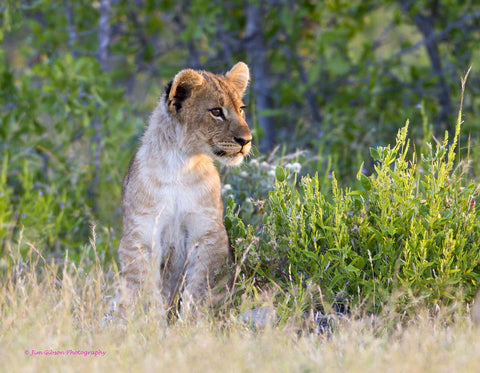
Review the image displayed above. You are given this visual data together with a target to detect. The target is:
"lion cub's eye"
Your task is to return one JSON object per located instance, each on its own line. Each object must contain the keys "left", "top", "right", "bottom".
{"left": 239, "top": 106, "right": 247, "bottom": 115}
{"left": 209, "top": 108, "right": 224, "bottom": 119}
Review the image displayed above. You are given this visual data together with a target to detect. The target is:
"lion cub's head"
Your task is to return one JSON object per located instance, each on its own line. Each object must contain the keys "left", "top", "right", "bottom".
{"left": 164, "top": 62, "right": 252, "bottom": 166}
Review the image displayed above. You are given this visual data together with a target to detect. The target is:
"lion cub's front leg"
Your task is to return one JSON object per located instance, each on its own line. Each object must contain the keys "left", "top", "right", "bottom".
{"left": 181, "top": 222, "right": 232, "bottom": 313}
{"left": 117, "top": 235, "right": 162, "bottom": 312}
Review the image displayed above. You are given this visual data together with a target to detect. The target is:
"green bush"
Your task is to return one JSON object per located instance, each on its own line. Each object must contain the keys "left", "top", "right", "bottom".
{"left": 0, "top": 52, "right": 139, "bottom": 261}
{"left": 227, "top": 122, "right": 480, "bottom": 313}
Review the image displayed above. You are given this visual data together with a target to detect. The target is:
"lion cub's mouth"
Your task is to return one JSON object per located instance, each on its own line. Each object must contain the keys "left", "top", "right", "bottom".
{"left": 213, "top": 148, "right": 228, "bottom": 157}
{"left": 211, "top": 143, "right": 250, "bottom": 165}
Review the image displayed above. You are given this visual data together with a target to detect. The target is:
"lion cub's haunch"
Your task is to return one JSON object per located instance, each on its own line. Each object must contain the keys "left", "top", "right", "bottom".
{"left": 118, "top": 62, "right": 251, "bottom": 311}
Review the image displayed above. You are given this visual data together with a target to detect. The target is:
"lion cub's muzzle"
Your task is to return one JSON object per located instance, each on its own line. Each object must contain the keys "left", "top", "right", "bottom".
{"left": 212, "top": 124, "right": 252, "bottom": 165}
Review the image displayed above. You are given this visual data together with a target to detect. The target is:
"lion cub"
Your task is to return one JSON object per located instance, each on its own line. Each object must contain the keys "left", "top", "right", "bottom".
{"left": 118, "top": 62, "right": 251, "bottom": 311}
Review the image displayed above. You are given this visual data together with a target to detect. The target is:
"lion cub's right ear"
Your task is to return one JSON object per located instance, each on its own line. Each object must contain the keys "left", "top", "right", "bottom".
{"left": 165, "top": 69, "right": 204, "bottom": 113}
{"left": 225, "top": 62, "right": 250, "bottom": 97}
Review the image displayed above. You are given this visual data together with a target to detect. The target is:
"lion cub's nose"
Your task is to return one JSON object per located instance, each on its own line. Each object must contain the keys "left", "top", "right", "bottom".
{"left": 234, "top": 136, "right": 251, "bottom": 146}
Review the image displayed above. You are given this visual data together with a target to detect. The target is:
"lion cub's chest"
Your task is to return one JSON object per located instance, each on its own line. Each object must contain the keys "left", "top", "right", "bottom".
{"left": 142, "top": 156, "right": 222, "bottom": 252}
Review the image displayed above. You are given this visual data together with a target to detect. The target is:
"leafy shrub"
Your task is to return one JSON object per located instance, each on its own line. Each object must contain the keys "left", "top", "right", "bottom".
{"left": 0, "top": 52, "right": 139, "bottom": 260}
{"left": 227, "top": 122, "right": 480, "bottom": 313}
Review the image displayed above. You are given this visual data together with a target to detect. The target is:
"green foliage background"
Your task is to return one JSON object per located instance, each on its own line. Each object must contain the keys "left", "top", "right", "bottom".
{"left": 1, "top": 0, "right": 480, "bottom": 313}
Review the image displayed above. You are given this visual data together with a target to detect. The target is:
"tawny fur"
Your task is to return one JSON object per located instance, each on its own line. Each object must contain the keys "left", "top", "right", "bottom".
{"left": 118, "top": 62, "right": 251, "bottom": 311}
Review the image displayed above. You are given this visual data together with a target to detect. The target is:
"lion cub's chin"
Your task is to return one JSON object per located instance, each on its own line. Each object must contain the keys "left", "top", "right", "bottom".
{"left": 217, "top": 153, "right": 246, "bottom": 166}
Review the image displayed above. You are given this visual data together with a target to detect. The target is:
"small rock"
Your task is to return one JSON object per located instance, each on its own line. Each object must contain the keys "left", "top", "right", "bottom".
{"left": 472, "top": 288, "right": 480, "bottom": 324}
{"left": 239, "top": 307, "right": 277, "bottom": 328}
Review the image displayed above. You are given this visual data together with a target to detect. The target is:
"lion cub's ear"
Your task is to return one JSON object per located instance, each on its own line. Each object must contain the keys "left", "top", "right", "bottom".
{"left": 166, "top": 69, "right": 204, "bottom": 113}
{"left": 225, "top": 62, "right": 250, "bottom": 97}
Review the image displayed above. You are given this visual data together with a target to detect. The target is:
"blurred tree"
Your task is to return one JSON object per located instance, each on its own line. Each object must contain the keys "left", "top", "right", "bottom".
{"left": 2, "top": 0, "right": 480, "bottom": 175}
{"left": 396, "top": 0, "right": 480, "bottom": 132}
{"left": 245, "top": 1, "right": 274, "bottom": 151}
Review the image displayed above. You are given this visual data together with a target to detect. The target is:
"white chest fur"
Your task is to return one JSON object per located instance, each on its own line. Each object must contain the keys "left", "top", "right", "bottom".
{"left": 137, "top": 150, "right": 223, "bottom": 260}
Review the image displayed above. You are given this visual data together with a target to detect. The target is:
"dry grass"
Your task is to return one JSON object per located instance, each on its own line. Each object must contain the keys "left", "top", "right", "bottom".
{"left": 2, "top": 242, "right": 480, "bottom": 373}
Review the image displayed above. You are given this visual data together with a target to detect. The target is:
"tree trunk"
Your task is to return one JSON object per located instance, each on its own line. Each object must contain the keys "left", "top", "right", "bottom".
{"left": 98, "top": 0, "right": 111, "bottom": 72}
{"left": 65, "top": 1, "right": 77, "bottom": 57}
{"left": 398, "top": 0, "right": 453, "bottom": 131}
{"left": 88, "top": 0, "right": 111, "bottom": 212}
{"left": 245, "top": 2, "right": 274, "bottom": 152}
